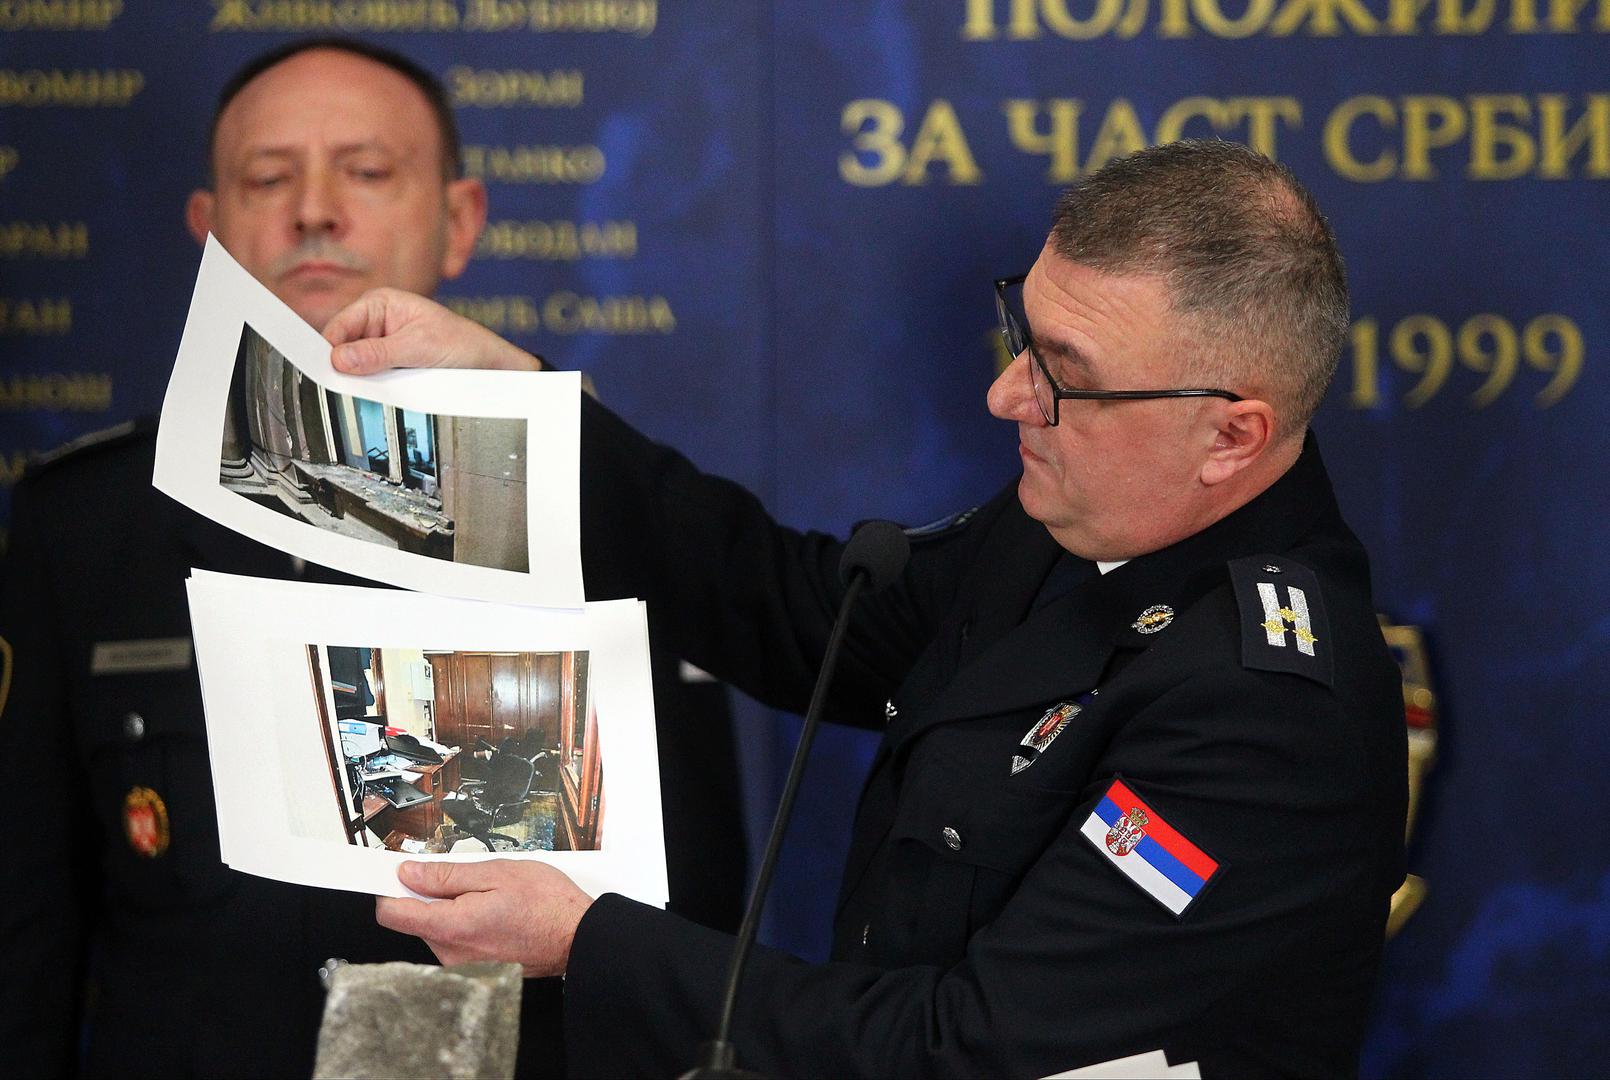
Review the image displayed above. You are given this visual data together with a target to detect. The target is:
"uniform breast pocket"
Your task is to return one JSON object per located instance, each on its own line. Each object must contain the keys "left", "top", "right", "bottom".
{"left": 78, "top": 671, "right": 234, "bottom": 910}
{"left": 888, "top": 756, "right": 1079, "bottom": 964}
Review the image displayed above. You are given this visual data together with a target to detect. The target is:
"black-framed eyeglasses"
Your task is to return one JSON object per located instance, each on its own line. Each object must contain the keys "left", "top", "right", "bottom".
{"left": 993, "top": 273, "right": 1243, "bottom": 427}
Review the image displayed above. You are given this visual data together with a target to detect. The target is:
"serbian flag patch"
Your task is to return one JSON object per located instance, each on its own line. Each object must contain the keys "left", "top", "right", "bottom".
{"left": 1080, "top": 778, "right": 1220, "bottom": 917}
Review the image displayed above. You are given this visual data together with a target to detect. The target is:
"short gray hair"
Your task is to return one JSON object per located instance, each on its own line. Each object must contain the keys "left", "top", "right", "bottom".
{"left": 1049, "top": 139, "right": 1348, "bottom": 435}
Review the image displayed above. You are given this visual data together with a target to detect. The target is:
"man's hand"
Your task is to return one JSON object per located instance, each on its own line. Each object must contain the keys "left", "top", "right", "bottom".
{"left": 375, "top": 860, "right": 594, "bottom": 978}
{"left": 323, "top": 288, "right": 544, "bottom": 374}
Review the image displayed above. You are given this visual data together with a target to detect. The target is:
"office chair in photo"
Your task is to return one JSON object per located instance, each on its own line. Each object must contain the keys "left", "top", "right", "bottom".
{"left": 443, "top": 738, "right": 536, "bottom": 850}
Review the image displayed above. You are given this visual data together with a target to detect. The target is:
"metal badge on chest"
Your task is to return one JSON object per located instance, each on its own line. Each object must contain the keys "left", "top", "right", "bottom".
{"left": 1011, "top": 689, "right": 1098, "bottom": 775}
{"left": 123, "top": 785, "right": 170, "bottom": 858}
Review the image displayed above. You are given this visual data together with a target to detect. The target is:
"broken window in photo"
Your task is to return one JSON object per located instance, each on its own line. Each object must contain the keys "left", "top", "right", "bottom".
{"left": 220, "top": 323, "right": 531, "bottom": 572}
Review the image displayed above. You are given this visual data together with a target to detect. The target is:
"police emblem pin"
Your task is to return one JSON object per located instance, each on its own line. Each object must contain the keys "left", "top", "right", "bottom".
{"left": 1011, "top": 700, "right": 1083, "bottom": 775}
{"left": 1131, "top": 604, "right": 1175, "bottom": 634}
{"left": 123, "top": 786, "right": 170, "bottom": 858}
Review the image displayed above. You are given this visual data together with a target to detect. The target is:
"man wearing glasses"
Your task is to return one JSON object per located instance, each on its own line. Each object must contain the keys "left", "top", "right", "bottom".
{"left": 330, "top": 139, "right": 1406, "bottom": 1077}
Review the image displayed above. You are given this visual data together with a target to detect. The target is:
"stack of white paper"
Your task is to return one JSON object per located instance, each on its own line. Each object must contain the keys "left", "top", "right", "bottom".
{"left": 161, "top": 240, "right": 666, "bottom": 908}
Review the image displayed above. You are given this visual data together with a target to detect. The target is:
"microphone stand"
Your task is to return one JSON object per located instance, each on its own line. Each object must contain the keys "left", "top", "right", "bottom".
{"left": 680, "top": 569, "right": 872, "bottom": 1079}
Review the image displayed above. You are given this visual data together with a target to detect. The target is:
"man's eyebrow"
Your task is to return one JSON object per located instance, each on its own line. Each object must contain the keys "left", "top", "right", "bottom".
{"left": 239, "top": 146, "right": 297, "bottom": 162}
{"left": 330, "top": 141, "right": 399, "bottom": 158}
{"left": 1035, "top": 334, "right": 1091, "bottom": 370}
{"left": 237, "top": 141, "right": 399, "bottom": 161}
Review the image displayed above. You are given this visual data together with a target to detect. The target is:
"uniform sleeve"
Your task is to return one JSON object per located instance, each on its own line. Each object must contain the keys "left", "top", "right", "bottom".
{"left": 0, "top": 479, "right": 97, "bottom": 1077}
{"left": 562, "top": 661, "right": 1396, "bottom": 1078}
{"left": 577, "top": 394, "right": 989, "bottom": 725}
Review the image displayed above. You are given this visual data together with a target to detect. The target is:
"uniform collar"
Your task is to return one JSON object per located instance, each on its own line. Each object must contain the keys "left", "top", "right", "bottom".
{"left": 894, "top": 432, "right": 1338, "bottom": 733}
{"left": 1100, "top": 430, "right": 1334, "bottom": 647}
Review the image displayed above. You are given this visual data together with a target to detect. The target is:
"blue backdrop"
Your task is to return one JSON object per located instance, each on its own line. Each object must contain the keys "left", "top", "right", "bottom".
{"left": 2, "top": 4, "right": 1606, "bottom": 1075}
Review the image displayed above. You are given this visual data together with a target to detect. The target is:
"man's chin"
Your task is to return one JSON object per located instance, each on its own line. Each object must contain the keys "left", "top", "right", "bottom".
{"left": 1017, "top": 473, "right": 1057, "bottom": 524}
{"left": 1016, "top": 478, "right": 1089, "bottom": 550}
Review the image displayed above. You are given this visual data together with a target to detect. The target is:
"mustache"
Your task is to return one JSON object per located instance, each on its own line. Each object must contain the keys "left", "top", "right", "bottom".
{"left": 267, "top": 238, "right": 370, "bottom": 279}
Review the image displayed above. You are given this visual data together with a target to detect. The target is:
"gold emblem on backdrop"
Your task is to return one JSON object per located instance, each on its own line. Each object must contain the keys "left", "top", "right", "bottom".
{"left": 1379, "top": 619, "right": 1438, "bottom": 938}
{"left": 990, "top": 330, "right": 1014, "bottom": 376}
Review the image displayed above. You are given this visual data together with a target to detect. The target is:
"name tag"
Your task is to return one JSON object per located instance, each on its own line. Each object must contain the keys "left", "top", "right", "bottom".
{"left": 91, "top": 638, "right": 193, "bottom": 676}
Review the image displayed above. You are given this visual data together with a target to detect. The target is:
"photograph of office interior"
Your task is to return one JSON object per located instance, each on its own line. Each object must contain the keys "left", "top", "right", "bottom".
{"left": 219, "top": 323, "right": 530, "bottom": 571}
{"left": 306, "top": 645, "right": 604, "bottom": 855}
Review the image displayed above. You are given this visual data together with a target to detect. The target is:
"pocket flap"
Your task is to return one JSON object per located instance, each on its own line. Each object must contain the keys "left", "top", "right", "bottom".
{"left": 889, "top": 754, "right": 1078, "bottom": 874}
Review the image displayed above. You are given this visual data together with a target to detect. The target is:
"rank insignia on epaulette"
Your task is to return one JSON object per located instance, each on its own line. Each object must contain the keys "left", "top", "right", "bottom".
{"left": 1229, "top": 556, "right": 1334, "bottom": 687}
{"left": 123, "top": 786, "right": 170, "bottom": 858}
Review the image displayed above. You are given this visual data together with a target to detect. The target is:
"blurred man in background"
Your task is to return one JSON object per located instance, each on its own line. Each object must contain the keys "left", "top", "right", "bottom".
{"left": 0, "top": 38, "right": 744, "bottom": 1077}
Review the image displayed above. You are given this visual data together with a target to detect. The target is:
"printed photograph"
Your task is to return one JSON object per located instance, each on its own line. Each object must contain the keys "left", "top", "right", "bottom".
{"left": 219, "top": 323, "right": 530, "bottom": 571}
{"left": 303, "top": 644, "right": 604, "bottom": 854}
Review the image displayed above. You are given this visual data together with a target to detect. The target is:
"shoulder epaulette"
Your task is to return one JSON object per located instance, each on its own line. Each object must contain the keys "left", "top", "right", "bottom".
{"left": 894, "top": 505, "right": 980, "bottom": 544}
{"left": 1229, "top": 555, "right": 1334, "bottom": 688}
{"left": 28, "top": 418, "right": 147, "bottom": 474}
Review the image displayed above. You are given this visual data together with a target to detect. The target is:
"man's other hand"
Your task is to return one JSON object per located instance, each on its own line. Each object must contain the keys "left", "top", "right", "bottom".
{"left": 375, "top": 860, "right": 593, "bottom": 978}
{"left": 324, "top": 288, "right": 544, "bottom": 374}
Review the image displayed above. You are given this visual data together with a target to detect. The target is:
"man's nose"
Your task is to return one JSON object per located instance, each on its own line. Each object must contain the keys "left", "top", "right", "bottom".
{"left": 294, "top": 169, "right": 344, "bottom": 237}
{"left": 987, "top": 350, "right": 1045, "bottom": 425}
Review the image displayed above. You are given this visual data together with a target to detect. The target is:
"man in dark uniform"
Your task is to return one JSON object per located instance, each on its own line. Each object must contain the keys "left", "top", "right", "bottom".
{"left": 346, "top": 140, "right": 1404, "bottom": 1077}
{"left": 0, "top": 39, "right": 745, "bottom": 1078}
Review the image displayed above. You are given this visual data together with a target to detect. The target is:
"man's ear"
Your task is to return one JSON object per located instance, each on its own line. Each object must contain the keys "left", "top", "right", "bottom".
{"left": 185, "top": 190, "right": 215, "bottom": 246}
{"left": 1200, "top": 399, "right": 1276, "bottom": 487}
{"left": 439, "top": 178, "right": 488, "bottom": 281}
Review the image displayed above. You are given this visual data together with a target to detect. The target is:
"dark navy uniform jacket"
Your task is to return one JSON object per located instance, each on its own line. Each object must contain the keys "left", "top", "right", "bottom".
{"left": 562, "top": 396, "right": 1406, "bottom": 1078}
{"left": 0, "top": 420, "right": 745, "bottom": 1078}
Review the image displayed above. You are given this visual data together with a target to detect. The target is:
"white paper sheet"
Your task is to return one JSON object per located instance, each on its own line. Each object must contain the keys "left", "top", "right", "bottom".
{"left": 1044, "top": 1050, "right": 1201, "bottom": 1078}
{"left": 156, "top": 236, "right": 584, "bottom": 608}
{"left": 186, "top": 570, "right": 667, "bottom": 906}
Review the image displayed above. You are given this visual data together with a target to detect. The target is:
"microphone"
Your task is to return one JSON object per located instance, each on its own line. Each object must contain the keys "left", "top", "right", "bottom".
{"left": 839, "top": 519, "right": 911, "bottom": 592}
{"left": 682, "top": 521, "right": 911, "bottom": 1079}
